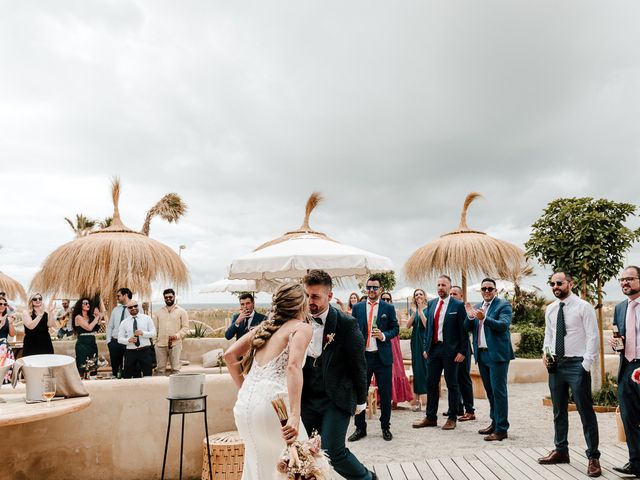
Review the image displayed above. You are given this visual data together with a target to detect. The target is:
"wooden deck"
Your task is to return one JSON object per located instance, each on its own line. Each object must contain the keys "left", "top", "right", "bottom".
{"left": 372, "top": 444, "right": 631, "bottom": 479}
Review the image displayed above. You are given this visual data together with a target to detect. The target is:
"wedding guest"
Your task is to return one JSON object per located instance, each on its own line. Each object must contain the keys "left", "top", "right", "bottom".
{"left": 610, "top": 266, "right": 640, "bottom": 477}
{"left": 381, "top": 292, "right": 413, "bottom": 408}
{"left": 0, "top": 292, "right": 17, "bottom": 316}
{"left": 118, "top": 300, "right": 156, "bottom": 378}
{"left": 73, "top": 297, "right": 103, "bottom": 377}
{"left": 22, "top": 293, "right": 56, "bottom": 357}
{"left": 0, "top": 299, "right": 16, "bottom": 383}
{"left": 153, "top": 288, "right": 189, "bottom": 375}
{"left": 407, "top": 289, "right": 428, "bottom": 412}
{"left": 450, "top": 285, "right": 475, "bottom": 422}
{"left": 538, "top": 271, "right": 601, "bottom": 477}
{"left": 106, "top": 287, "right": 132, "bottom": 377}
{"left": 56, "top": 299, "right": 74, "bottom": 339}
{"left": 336, "top": 292, "right": 360, "bottom": 315}
{"left": 224, "top": 293, "right": 267, "bottom": 341}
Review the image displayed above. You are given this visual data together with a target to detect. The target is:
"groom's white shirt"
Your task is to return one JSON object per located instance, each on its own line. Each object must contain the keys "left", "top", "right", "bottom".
{"left": 307, "top": 308, "right": 330, "bottom": 358}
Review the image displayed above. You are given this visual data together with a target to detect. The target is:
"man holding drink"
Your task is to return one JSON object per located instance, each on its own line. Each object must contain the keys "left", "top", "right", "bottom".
{"left": 224, "top": 293, "right": 267, "bottom": 341}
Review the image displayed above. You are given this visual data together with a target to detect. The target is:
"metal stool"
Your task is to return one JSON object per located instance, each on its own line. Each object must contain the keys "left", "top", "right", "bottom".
{"left": 161, "top": 395, "right": 212, "bottom": 480}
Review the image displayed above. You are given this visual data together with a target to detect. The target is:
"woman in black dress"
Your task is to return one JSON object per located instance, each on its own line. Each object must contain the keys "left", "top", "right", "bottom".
{"left": 21, "top": 293, "right": 56, "bottom": 357}
{"left": 72, "top": 297, "right": 103, "bottom": 376}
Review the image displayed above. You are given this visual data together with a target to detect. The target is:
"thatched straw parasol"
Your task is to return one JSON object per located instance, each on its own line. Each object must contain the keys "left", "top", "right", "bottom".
{"left": 31, "top": 178, "right": 188, "bottom": 307}
{"left": 0, "top": 271, "right": 27, "bottom": 303}
{"left": 404, "top": 192, "right": 526, "bottom": 301}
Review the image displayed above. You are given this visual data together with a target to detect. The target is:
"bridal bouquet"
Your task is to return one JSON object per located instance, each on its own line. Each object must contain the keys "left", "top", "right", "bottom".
{"left": 272, "top": 396, "right": 332, "bottom": 480}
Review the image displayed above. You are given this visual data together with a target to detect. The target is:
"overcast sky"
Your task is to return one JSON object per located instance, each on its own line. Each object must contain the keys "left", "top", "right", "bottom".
{"left": 2, "top": 1, "right": 640, "bottom": 304}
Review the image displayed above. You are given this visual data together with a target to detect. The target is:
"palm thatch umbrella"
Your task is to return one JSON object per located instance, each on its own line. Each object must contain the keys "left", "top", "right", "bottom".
{"left": 0, "top": 271, "right": 27, "bottom": 303}
{"left": 404, "top": 192, "right": 526, "bottom": 301}
{"left": 31, "top": 178, "right": 189, "bottom": 308}
{"left": 227, "top": 192, "right": 393, "bottom": 282}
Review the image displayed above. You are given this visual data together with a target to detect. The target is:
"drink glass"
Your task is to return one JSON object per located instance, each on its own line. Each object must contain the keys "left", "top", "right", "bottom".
{"left": 42, "top": 374, "right": 56, "bottom": 407}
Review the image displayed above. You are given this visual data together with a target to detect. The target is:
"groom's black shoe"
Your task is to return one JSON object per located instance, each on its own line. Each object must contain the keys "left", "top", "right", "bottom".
{"left": 347, "top": 429, "right": 367, "bottom": 442}
{"left": 382, "top": 429, "right": 393, "bottom": 441}
{"left": 612, "top": 463, "right": 640, "bottom": 477}
{"left": 369, "top": 471, "right": 378, "bottom": 479}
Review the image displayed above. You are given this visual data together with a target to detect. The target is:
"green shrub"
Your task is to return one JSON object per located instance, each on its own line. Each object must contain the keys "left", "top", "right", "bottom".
{"left": 513, "top": 324, "right": 545, "bottom": 358}
{"left": 505, "top": 291, "right": 547, "bottom": 327}
{"left": 186, "top": 322, "right": 210, "bottom": 338}
{"left": 399, "top": 327, "right": 412, "bottom": 340}
{"left": 592, "top": 373, "right": 618, "bottom": 407}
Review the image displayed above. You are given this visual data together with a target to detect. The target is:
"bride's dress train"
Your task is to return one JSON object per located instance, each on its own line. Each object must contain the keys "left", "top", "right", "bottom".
{"left": 233, "top": 342, "right": 308, "bottom": 479}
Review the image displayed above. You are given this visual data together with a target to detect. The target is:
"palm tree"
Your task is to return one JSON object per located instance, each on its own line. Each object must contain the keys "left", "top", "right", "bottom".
{"left": 98, "top": 216, "right": 113, "bottom": 229}
{"left": 65, "top": 214, "right": 97, "bottom": 238}
{"left": 140, "top": 193, "right": 188, "bottom": 236}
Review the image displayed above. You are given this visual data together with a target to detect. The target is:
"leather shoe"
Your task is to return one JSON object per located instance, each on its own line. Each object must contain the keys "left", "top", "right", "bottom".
{"left": 537, "top": 450, "right": 570, "bottom": 464}
{"left": 587, "top": 458, "right": 602, "bottom": 477}
{"left": 382, "top": 429, "right": 393, "bottom": 441}
{"left": 478, "top": 424, "right": 495, "bottom": 435}
{"left": 369, "top": 472, "right": 378, "bottom": 480}
{"left": 347, "top": 429, "right": 366, "bottom": 442}
{"left": 612, "top": 463, "right": 640, "bottom": 476}
{"left": 413, "top": 417, "right": 437, "bottom": 428}
{"left": 484, "top": 432, "right": 508, "bottom": 441}
{"left": 442, "top": 419, "right": 456, "bottom": 430}
{"left": 458, "top": 413, "right": 476, "bottom": 422}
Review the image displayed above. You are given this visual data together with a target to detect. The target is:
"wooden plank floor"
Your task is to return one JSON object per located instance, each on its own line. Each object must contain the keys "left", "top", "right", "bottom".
{"left": 373, "top": 444, "right": 631, "bottom": 479}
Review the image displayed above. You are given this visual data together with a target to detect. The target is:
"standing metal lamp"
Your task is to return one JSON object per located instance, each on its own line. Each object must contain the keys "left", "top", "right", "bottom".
{"left": 161, "top": 395, "right": 212, "bottom": 480}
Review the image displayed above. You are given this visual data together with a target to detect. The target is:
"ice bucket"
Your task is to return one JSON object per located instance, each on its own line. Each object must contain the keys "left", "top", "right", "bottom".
{"left": 21, "top": 354, "right": 75, "bottom": 402}
{"left": 169, "top": 373, "right": 205, "bottom": 399}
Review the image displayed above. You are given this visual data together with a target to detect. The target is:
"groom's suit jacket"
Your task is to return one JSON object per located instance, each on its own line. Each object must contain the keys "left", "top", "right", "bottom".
{"left": 303, "top": 305, "right": 368, "bottom": 415}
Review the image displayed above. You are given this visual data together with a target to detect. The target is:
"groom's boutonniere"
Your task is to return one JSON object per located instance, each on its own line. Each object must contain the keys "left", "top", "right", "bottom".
{"left": 323, "top": 333, "right": 335, "bottom": 350}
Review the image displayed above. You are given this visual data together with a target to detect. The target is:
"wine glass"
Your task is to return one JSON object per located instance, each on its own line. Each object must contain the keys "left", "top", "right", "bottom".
{"left": 41, "top": 374, "right": 56, "bottom": 407}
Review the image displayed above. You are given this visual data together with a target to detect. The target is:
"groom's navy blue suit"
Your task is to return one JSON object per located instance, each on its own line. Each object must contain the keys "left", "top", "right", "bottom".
{"left": 301, "top": 305, "right": 371, "bottom": 480}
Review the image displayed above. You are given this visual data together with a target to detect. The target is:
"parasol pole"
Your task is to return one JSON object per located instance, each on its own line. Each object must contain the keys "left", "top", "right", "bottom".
{"left": 461, "top": 271, "right": 467, "bottom": 302}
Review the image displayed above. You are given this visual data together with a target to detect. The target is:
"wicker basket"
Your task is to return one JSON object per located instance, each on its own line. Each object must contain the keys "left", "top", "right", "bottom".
{"left": 202, "top": 430, "right": 244, "bottom": 480}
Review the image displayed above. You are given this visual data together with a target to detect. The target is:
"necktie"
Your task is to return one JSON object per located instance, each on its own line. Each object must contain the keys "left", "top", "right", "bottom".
{"left": 133, "top": 317, "right": 140, "bottom": 347}
{"left": 433, "top": 299, "right": 444, "bottom": 344}
{"left": 366, "top": 301, "right": 378, "bottom": 348}
{"left": 555, "top": 302, "right": 566, "bottom": 358}
{"left": 120, "top": 305, "right": 126, "bottom": 322}
{"left": 625, "top": 300, "right": 638, "bottom": 362}
{"left": 478, "top": 302, "right": 489, "bottom": 348}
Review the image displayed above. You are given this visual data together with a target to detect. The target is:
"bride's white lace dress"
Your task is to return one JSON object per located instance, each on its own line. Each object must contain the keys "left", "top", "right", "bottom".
{"left": 234, "top": 341, "right": 308, "bottom": 479}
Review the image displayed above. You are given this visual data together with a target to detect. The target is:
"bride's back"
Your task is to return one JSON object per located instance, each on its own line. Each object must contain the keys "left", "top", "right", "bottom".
{"left": 253, "top": 319, "right": 300, "bottom": 367}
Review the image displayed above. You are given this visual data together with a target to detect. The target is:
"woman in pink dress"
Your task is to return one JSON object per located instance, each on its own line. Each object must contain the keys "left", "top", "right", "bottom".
{"left": 381, "top": 292, "right": 413, "bottom": 408}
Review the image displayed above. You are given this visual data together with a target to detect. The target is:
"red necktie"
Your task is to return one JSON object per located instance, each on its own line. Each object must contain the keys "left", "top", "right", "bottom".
{"left": 433, "top": 299, "right": 444, "bottom": 344}
{"left": 366, "top": 301, "right": 378, "bottom": 348}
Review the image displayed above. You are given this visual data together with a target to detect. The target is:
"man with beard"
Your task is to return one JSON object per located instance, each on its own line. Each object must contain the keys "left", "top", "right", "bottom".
{"left": 538, "top": 271, "right": 601, "bottom": 477}
{"left": 609, "top": 266, "right": 640, "bottom": 477}
{"left": 284, "top": 269, "right": 375, "bottom": 480}
{"left": 153, "top": 288, "right": 189, "bottom": 375}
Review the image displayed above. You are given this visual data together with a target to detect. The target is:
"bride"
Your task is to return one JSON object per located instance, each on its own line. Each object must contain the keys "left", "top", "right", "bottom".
{"left": 225, "top": 282, "right": 313, "bottom": 479}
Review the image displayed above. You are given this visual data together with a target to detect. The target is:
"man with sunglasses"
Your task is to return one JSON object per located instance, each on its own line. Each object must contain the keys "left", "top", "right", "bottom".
{"left": 349, "top": 276, "right": 399, "bottom": 442}
{"left": 464, "top": 278, "right": 514, "bottom": 441}
{"left": 609, "top": 266, "right": 640, "bottom": 477}
{"left": 539, "top": 271, "right": 601, "bottom": 477}
{"left": 118, "top": 300, "right": 156, "bottom": 378}
{"left": 153, "top": 288, "right": 189, "bottom": 375}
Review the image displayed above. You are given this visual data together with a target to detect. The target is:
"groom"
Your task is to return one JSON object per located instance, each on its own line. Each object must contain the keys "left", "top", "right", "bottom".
{"left": 284, "top": 269, "right": 375, "bottom": 480}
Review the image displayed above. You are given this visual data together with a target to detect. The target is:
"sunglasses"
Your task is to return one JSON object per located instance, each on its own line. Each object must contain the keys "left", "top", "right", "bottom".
{"left": 366, "top": 286, "right": 380, "bottom": 291}
{"left": 549, "top": 281, "right": 565, "bottom": 287}
{"left": 480, "top": 287, "right": 495, "bottom": 292}
{"left": 381, "top": 297, "right": 391, "bottom": 302}
{"left": 164, "top": 296, "right": 175, "bottom": 300}
{"left": 82, "top": 301, "right": 90, "bottom": 305}
{"left": 32, "top": 297, "right": 43, "bottom": 301}
{"left": 0, "top": 303, "right": 6, "bottom": 307}
{"left": 127, "top": 305, "right": 139, "bottom": 310}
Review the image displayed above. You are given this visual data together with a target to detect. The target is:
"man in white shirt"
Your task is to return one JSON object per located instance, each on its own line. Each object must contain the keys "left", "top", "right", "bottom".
{"left": 106, "top": 287, "right": 132, "bottom": 377}
{"left": 538, "top": 270, "right": 601, "bottom": 478}
{"left": 118, "top": 299, "right": 156, "bottom": 378}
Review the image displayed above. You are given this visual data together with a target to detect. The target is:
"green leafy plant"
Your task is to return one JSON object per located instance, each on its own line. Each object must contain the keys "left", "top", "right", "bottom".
{"left": 513, "top": 324, "right": 545, "bottom": 358}
{"left": 505, "top": 291, "right": 547, "bottom": 327}
{"left": 399, "top": 327, "right": 412, "bottom": 340}
{"left": 592, "top": 373, "right": 618, "bottom": 407}
{"left": 186, "top": 322, "right": 210, "bottom": 338}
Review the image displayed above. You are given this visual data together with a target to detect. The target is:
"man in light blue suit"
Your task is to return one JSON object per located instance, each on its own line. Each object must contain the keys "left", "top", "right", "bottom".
{"left": 464, "top": 277, "right": 514, "bottom": 441}
{"left": 609, "top": 266, "right": 640, "bottom": 477}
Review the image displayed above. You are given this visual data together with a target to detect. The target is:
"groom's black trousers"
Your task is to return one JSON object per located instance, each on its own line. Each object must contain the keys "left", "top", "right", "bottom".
{"left": 302, "top": 403, "right": 371, "bottom": 480}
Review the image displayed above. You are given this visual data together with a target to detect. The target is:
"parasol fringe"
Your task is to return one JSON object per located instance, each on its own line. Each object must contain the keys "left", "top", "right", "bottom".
{"left": 300, "top": 192, "right": 322, "bottom": 231}
{"left": 459, "top": 192, "right": 483, "bottom": 230}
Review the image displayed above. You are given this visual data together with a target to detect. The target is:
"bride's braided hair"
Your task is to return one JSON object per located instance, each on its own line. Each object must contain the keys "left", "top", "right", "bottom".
{"left": 241, "top": 282, "right": 306, "bottom": 374}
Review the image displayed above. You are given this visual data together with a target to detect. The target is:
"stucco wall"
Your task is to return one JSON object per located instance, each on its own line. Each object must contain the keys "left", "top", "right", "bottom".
{"left": 4, "top": 374, "right": 238, "bottom": 480}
